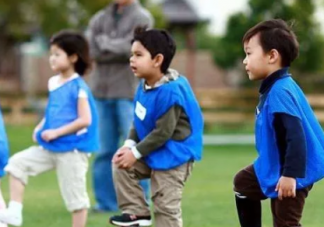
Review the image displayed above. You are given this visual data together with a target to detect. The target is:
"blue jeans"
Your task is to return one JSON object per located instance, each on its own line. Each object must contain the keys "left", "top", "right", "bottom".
{"left": 92, "top": 98, "right": 150, "bottom": 211}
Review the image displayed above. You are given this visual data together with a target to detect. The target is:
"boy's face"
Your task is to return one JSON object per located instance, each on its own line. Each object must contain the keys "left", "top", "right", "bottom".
{"left": 130, "top": 41, "right": 157, "bottom": 79}
{"left": 243, "top": 34, "right": 270, "bottom": 81}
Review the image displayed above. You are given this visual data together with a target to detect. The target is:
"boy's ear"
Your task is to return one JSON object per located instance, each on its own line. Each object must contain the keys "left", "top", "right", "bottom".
{"left": 268, "top": 49, "right": 280, "bottom": 65}
{"left": 153, "top": 54, "right": 164, "bottom": 68}
{"left": 69, "top": 54, "right": 78, "bottom": 64}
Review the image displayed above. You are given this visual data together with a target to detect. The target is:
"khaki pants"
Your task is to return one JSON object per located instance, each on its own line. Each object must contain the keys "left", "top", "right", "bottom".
{"left": 113, "top": 160, "right": 193, "bottom": 227}
{"left": 5, "top": 146, "right": 90, "bottom": 212}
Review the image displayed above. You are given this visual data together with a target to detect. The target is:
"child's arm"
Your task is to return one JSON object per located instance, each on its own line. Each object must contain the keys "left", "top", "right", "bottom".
{"left": 114, "top": 105, "right": 191, "bottom": 168}
{"left": 113, "top": 123, "right": 139, "bottom": 165}
{"left": 41, "top": 97, "right": 91, "bottom": 142}
{"left": 123, "top": 123, "right": 140, "bottom": 148}
{"left": 34, "top": 118, "right": 45, "bottom": 131}
{"left": 133, "top": 105, "right": 190, "bottom": 158}
{"left": 32, "top": 118, "right": 45, "bottom": 142}
{"left": 273, "top": 113, "right": 306, "bottom": 200}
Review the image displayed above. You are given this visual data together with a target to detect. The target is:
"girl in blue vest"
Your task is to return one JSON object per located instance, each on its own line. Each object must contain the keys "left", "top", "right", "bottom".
{"left": 0, "top": 109, "right": 9, "bottom": 227}
{"left": 109, "top": 28, "right": 204, "bottom": 227}
{"left": 0, "top": 30, "right": 99, "bottom": 227}
{"left": 234, "top": 19, "right": 324, "bottom": 227}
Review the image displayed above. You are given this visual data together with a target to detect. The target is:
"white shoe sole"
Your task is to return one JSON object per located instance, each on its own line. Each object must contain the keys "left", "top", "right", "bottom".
{"left": 0, "top": 214, "right": 22, "bottom": 226}
{"left": 111, "top": 219, "right": 152, "bottom": 226}
{"left": 0, "top": 219, "right": 21, "bottom": 226}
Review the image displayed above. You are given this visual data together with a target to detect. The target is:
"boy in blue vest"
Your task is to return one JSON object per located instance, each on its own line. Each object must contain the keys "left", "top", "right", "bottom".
{"left": 109, "top": 27, "right": 204, "bottom": 227}
{"left": 0, "top": 30, "right": 99, "bottom": 227}
{"left": 234, "top": 19, "right": 324, "bottom": 227}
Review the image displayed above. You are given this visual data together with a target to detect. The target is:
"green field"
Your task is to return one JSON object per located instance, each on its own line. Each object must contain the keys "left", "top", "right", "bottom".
{"left": 2, "top": 125, "right": 324, "bottom": 227}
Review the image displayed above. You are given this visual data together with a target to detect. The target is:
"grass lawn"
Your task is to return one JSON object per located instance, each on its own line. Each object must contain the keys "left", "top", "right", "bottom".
{"left": 2, "top": 125, "right": 324, "bottom": 227}
{"left": 204, "top": 122, "right": 254, "bottom": 135}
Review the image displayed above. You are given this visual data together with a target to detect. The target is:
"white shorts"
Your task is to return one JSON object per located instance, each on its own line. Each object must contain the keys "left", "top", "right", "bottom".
{"left": 5, "top": 146, "right": 90, "bottom": 212}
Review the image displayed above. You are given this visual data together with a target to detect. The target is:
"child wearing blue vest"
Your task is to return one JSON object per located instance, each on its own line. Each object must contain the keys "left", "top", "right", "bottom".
{"left": 109, "top": 28, "right": 203, "bottom": 227}
{"left": 233, "top": 19, "right": 324, "bottom": 227}
{"left": 0, "top": 109, "right": 9, "bottom": 227}
{"left": 0, "top": 30, "right": 99, "bottom": 227}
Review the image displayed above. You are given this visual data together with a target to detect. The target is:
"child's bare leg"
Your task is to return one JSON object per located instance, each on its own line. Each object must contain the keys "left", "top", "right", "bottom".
{"left": 0, "top": 185, "right": 7, "bottom": 227}
{"left": 9, "top": 174, "right": 25, "bottom": 203}
{"left": 0, "top": 146, "right": 54, "bottom": 226}
{"left": 72, "top": 209, "right": 87, "bottom": 227}
{"left": 0, "top": 174, "right": 24, "bottom": 226}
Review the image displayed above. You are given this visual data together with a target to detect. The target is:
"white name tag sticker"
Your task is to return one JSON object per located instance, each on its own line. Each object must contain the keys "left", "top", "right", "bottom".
{"left": 135, "top": 101, "right": 146, "bottom": 120}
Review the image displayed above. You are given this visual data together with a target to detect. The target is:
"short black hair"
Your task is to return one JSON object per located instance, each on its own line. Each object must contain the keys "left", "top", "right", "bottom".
{"left": 132, "top": 27, "right": 176, "bottom": 74}
{"left": 50, "top": 30, "right": 91, "bottom": 76}
{"left": 243, "top": 19, "right": 299, "bottom": 67}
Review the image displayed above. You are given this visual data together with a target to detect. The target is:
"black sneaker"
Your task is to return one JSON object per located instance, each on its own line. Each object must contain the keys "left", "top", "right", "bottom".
{"left": 109, "top": 213, "right": 152, "bottom": 226}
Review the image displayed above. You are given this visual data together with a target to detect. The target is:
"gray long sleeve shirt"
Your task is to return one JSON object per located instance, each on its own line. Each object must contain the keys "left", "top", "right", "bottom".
{"left": 87, "top": 0, "right": 153, "bottom": 99}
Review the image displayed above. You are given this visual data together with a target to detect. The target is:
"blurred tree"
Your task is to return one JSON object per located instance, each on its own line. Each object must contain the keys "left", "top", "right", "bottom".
{"left": 0, "top": 0, "right": 165, "bottom": 83}
{"left": 195, "top": 22, "right": 220, "bottom": 51}
{"left": 213, "top": 0, "right": 324, "bottom": 73}
{"left": 0, "top": 0, "right": 165, "bottom": 43}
